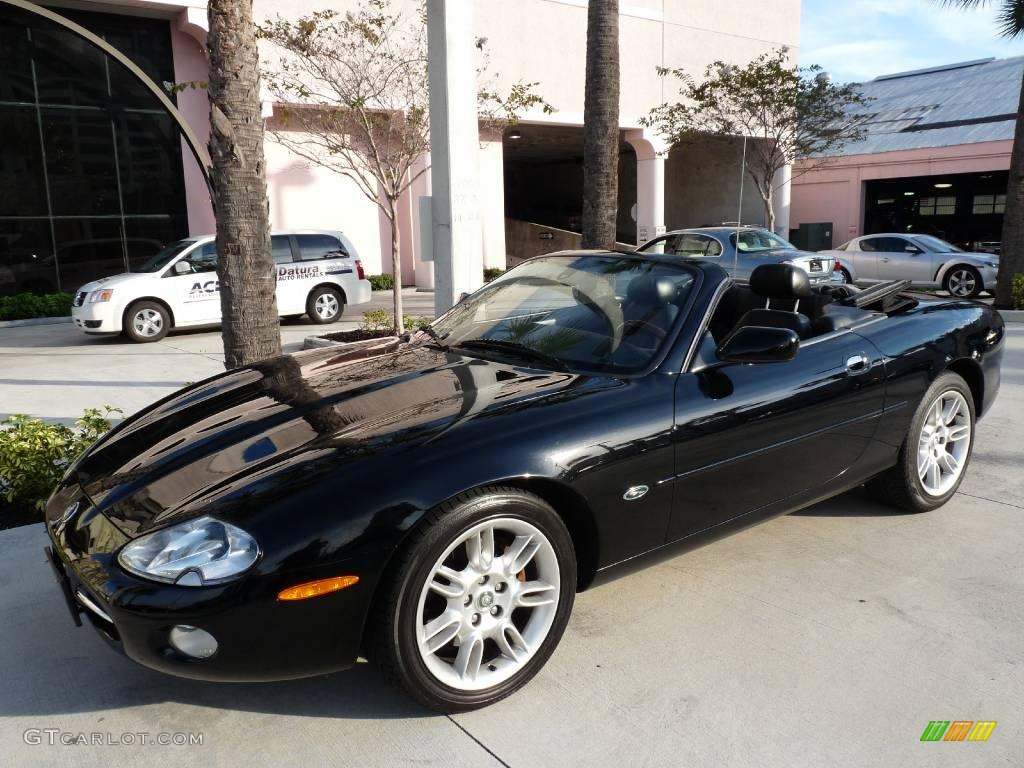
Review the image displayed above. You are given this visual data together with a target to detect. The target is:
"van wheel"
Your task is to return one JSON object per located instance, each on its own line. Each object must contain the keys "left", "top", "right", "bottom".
{"left": 123, "top": 301, "right": 170, "bottom": 343}
{"left": 307, "top": 287, "right": 344, "bottom": 323}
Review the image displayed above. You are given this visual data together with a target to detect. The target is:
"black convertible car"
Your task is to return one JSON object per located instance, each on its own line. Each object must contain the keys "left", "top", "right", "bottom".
{"left": 44, "top": 253, "right": 1003, "bottom": 711}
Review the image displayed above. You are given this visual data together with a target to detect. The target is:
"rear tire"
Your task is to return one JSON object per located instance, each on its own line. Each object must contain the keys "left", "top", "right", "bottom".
{"left": 840, "top": 268, "right": 853, "bottom": 284}
{"left": 367, "top": 487, "right": 576, "bottom": 712}
{"left": 123, "top": 301, "right": 170, "bottom": 343}
{"left": 943, "top": 265, "right": 982, "bottom": 299}
{"left": 306, "top": 286, "right": 344, "bottom": 323}
{"left": 866, "top": 372, "right": 975, "bottom": 512}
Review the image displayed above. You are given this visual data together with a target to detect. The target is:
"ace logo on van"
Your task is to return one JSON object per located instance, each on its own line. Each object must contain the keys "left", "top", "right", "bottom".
{"left": 188, "top": 280, "right": 219, "bottom": 300}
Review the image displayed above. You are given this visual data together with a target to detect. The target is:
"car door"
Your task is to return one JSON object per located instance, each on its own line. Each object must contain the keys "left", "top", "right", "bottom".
{"left": 849, "top": 236, "right": 884, "bottom": 282}
{"left": 161, "top": 240, "right": 220, "bottom": 324}
{"left": 665, "top": 326, "right": 886, "bottom": 542}
{"left": 875, "top": 236, "right": 934, "bottom": 283}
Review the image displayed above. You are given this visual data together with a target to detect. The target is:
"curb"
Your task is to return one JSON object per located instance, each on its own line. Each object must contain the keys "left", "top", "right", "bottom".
{"left": 302, "top": 335, "right": 340, "bottom": 350}
{"left": 0, "top": 315, "right": 72, "bottom": 329}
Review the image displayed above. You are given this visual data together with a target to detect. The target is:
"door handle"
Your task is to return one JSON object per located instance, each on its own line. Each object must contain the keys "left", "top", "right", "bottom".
{"left": 846, "top": 353, "right": 870, "bottom": 373}
{"left": 879, "top": 257, "right": 890, "bottom": 263}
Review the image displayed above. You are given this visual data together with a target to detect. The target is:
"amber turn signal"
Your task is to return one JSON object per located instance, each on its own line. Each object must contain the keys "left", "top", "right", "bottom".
{"left": 277, "top": 575, "right": 360, "bottom": 601}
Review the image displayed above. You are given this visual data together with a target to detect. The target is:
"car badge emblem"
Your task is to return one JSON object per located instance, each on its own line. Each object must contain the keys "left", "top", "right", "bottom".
{"left": 54, "top": 501, "right": 80, "bottom": 534}
{"left": 623, "top": 485, "right": 649, "bottom": 501}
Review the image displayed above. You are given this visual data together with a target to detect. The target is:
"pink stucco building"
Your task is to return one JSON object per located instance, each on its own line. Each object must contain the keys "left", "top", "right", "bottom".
{"left": 790, "top": 56, "right": 1022, "bottom": 253}
{"left": 0, "top": 0, "right": 801, "bottom": 296}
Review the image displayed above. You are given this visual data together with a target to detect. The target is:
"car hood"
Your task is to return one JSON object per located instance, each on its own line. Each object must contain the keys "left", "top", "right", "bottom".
{"left": 76, "top": 272, "right": 156, "bottom": 294}
{"left": 67, "top": 339, "right": 584, "bottom": 536}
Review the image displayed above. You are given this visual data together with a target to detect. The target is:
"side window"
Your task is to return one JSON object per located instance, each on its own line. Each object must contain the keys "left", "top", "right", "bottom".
{"left": 886, "top": 237, "right": 915, "bottom": 252}
{"left": 271, "top": 235, "right": 293, "bottom": 264}
{"left": 638, "top": 235, "right": 674, "bottom": 255}
{"left": 297, "top": 234, "right": 345, "bottom": 261}
{"left": 859, "top": 237, "right": 882, "bottom": 252}
{"left": 673, "top": 234, "right": 721, "bottom": 257}
{"left": 187, "top": 241, "right": 217, "bottom": 273}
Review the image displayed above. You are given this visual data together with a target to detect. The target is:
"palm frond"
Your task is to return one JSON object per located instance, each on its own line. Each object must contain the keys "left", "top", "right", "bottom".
{"left": 996, "top": 0, "right": 1024, "bottom": 36}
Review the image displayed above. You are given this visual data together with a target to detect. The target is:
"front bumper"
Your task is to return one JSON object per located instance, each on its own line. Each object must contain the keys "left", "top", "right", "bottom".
{"left": 44, "top": 490, "right": 366, "bottom": 682}
{"left": 71, "top": 302, "right": 119, "bottom": 334}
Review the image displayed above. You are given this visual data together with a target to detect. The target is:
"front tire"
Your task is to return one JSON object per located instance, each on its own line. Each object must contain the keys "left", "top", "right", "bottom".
{"left": 123, "top": 300, "right": 170, "bottom": 342}
{"left": 943, "top": 265, "right": 983, "bottom": 298}
{"left": 368, "top": 487, "right": 576, "bottom": 712}
{"left": 866, "top": 372, "right": 975, "bottom": 512}
{"left": 306, "top": 286, "right": 344, "bottom": 323}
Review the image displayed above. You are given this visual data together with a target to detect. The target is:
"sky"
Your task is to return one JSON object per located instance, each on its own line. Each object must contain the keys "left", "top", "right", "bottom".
{"left": 800, "top": 0, "right": 1023, "bottom": 83}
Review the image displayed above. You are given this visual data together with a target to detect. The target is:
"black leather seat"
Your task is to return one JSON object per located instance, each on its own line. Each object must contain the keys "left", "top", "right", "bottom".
{"left": 735, "top": 264, "right": 813, "bottom": 339}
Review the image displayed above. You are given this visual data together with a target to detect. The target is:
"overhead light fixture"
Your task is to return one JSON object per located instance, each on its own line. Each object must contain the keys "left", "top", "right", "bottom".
{"left": 934, "top": 182, "right": 953, "bottom": 189}
{"left": 904, "top": 191, "right": 915, "bottom": 196}
{"left": 508, "top": 128, "right": 522, "bottom": 140}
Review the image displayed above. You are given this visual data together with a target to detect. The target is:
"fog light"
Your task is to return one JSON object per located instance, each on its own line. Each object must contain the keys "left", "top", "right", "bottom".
{"left": 169, "top": 625, "right": 218, "bottom": 659}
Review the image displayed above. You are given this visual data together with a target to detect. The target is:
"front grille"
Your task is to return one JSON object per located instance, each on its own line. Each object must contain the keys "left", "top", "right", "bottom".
{"left": 73, "top": 291, "right": 87, "bottom": 307}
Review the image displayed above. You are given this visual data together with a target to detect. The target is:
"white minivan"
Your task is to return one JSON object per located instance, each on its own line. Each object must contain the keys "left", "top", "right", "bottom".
{"left": 71, "top": 230, "right": 372, "bottom": 342}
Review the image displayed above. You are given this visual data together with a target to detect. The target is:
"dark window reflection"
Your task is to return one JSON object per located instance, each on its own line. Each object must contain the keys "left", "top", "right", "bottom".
{"left": 0, "top": 107, "right": 49, "bottom": 216}
{"left": 52, "top": 218, "right": 125, "bottom": 291}
{"left": 0, "top": 219, "right": 57, "bottom": 294}
{"left": 0, "top": 8, "right": 187, "bottom": 295}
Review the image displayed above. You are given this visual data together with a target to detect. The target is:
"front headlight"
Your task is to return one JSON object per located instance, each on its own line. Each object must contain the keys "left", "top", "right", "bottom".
{"left": 118, "top": 516, "right": 259, "bottom": 586}
{"left": 985, "top": 261, "right": 999, "bottom": 269}
{"left": 89, "top": 289, "right": 114, "bottom": 303}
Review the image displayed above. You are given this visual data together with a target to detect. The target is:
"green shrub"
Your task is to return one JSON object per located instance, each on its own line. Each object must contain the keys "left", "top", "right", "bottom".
{"left": 359, "top": 310, "right": 430, "bottom": 334}
{"left": 360, "top": 308, "right": 394, "bottom": 332}
{"left": 0, "top": 292, "right": 74, "bottom": 321}
{"left": 1012, "top": 273, "right": 1024, "bottom": 311}
{"left": 483, "top": 267, "right": 505, "bottom": 283}
{"left": 368, "top": 273, "right": 395, "bottom": 291}
{"left": 0, "top": 407, "right": 121, "bottom": 511}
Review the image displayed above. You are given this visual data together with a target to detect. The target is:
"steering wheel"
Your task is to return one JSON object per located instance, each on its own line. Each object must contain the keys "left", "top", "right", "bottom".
{"left": 619, "top": 318, "right": 667, "bottom": 340}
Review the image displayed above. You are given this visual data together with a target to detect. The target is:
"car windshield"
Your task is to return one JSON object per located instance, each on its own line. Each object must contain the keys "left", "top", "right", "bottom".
{"left": 730, "top": 230, "right": 793, "bottom": 253}
{"left": 427, "top": 255, "right": 698, "bottom": 374}
{"left": 134, "top": 240, "right": 197, "bottom": 272}
{"left": 912, "top": 235, "right": 962, "bottom": 253}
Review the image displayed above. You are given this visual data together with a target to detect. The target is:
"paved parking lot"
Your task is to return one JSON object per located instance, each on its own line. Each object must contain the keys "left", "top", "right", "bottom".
{"left": 0, "top": 319, "right": 1020, "bottom": 767}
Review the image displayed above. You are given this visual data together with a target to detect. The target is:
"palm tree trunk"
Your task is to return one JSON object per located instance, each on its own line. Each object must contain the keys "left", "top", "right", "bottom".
{"left": 582, "top": 0, "right": 620, "bottom": 249}
{"left": 996, "top": 68, "right": 1024, "bottom": 309}
{"left": 207, "top": 0, "right": 280, "bottom": 369}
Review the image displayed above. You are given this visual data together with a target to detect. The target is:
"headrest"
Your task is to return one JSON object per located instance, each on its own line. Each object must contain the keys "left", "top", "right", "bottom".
{"left": 749, "top": 264, "right": 811, "bottom": 300}
{"left": 627, "top": 275, "right": 679, "bottom": 306}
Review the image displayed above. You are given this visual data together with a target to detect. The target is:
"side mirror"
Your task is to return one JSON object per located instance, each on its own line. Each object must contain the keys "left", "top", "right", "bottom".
{"left": 172, "top": 260, "right": 192, "bottom": 275}
{"left": 904, "top": 246, "right": 921, "bottom": 254}
{"left": 717, "top": 325, "right": 799, "bottom": 364}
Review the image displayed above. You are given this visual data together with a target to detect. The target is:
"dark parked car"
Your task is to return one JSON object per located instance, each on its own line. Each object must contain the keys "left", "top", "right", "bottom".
{"left": 45, "top": 253, "right": 1003, "bottom": 712}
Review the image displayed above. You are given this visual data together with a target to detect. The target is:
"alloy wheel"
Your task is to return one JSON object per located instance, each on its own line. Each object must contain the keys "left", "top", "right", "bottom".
{"left": 133, "top": 308, "right": 164, "bottom": 337}
{"left": 917, "top": 390, "right": 971, "bottom": 496}
{"left": 315, "top": 293, "right": 339, "bottom": 320}
{"left": 415, "top": 518, "right": 560, "bottom": 691}
{"left": 947, "top": 269, "right": 977, "bottom": 298}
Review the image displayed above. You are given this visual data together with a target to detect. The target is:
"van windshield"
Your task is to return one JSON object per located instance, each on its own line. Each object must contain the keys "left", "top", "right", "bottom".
{"left": 135, "top": 240, "right": 196, "bottom": 272}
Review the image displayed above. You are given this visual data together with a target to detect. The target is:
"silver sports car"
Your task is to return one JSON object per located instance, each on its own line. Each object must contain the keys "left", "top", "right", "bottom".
{"left": 637, "top": 227, "right": 840, "bottom": 286}
{"left": 821, "top": 233, "right": 999, "bottom": 298}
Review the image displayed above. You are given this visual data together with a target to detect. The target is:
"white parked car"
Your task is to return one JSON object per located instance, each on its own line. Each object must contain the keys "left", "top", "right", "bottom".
{"left": 823, "top": 233, "right": 999, "bottom": 298}
{"left": 71, "top": 230, "right": 372, "bottom": 342}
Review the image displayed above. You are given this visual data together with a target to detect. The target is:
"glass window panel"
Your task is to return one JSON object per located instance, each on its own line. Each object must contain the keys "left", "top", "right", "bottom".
{"left": 124, "top": 216, "right": 188, "bottom": 271}
{"left": 0, "top": 107, "right": 48, "bottom": 216}
{"left": 30, "top": 24, "right": 108, "bottom": 107}
{"left": 101, "top": 22, "right": 176, "bottom": 109}
{"left": 41, "top": 107, "right": 120, "bottom": 215}
{"left": 52, "top": 218, "right": 126, "bottom": 291}
{"left": 116, "top": 112, "right": 186, "bottom": 215}
{"left": 272, "top": 235, "right": 294, "bottom": 263}
{"left": 297, "top": 233, "right": 344, "bottom": 260}
{"left": 0, "top": 17, "right": 35, "bottom": 103}
{"left": 182, "top": 240, "right": 217, "bottom": 273}
{"left": 0, "top": 219, "right": 57, "bottom": 296}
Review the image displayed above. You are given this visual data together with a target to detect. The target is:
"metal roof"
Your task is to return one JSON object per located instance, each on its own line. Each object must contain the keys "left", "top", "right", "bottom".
{"left": 814, "top": 55, "right": 1024, "bottom": 157}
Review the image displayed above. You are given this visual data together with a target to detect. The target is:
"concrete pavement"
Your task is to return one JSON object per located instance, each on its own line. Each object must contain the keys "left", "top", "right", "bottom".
{"left": 0, "top": 289, "right": 434, "bottom": 425}
{"left": 0, "top": 324, "right": 1020, "bottom": 767}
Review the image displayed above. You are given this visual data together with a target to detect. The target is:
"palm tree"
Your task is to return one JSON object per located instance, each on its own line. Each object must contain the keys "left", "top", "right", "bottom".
{"left": 207, "top": 0, "right": 281, "bottom": 367}
{"left": 582, "top": 0, "right": 620, "bottom": 249}
{"left": 945, "top": 1, "right": 1024, "bottom": 308}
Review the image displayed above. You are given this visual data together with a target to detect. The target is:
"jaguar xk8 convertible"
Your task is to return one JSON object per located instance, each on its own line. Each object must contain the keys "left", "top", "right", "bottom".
{"left": 44, "top": 253, "right": 1004, "bottom": 711}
